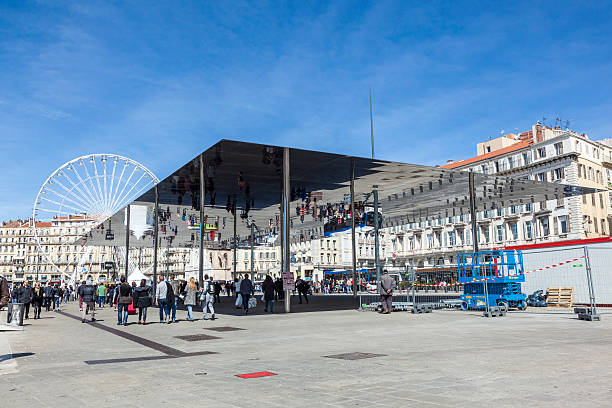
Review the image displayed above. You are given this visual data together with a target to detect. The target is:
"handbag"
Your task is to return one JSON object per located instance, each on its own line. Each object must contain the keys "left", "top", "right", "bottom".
{"left": 118, "top": 296, "right": 132, "bottom": 305}
{"left": 235, "top": 293, "right": 242, "bottom": 307}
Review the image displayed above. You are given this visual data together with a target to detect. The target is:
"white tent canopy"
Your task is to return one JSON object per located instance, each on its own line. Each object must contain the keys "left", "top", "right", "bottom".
{"left": 127, "top": 268, "right": 148, "bottom": 285}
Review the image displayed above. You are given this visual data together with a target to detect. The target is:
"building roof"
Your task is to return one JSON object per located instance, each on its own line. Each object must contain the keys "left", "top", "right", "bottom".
{"left": 0, "top": 221, "right": 23, "bottom": 228}
{"left": 442, "top": 139, "right": 533, "bottom": 170}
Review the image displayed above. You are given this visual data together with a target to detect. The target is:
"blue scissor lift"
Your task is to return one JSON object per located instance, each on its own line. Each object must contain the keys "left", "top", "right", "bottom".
{"left": 458, "top": 250, "right": 527, "bottom": 312}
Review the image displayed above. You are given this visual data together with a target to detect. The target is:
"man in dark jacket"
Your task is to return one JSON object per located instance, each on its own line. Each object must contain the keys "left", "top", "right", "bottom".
{"left": 43, "top": 283, "right": 54, "bottom": 311}
{"left": 295, "top": 278, "right": 309, "bottom": 304}
{"left": 168, "top": 274, "right": 180, "bottom": 323}
{"left": 77, "top": 277, "right": 97, "bottom": 323}
{"left": 380, "top": 270, "right": 395, "bottom": 314}
{"left": 0, "top": 276, "right": 10, "bottom": 308}
{"left": 18, "top": 280, "right": 34, "bottom": 319}
{"left": 239, "top": 274, "right": 254, "bottom": 315}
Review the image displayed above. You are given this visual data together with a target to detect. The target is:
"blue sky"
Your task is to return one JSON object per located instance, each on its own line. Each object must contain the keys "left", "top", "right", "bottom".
{"left": 1, "top": 1, "right": 612, "bottom": 220}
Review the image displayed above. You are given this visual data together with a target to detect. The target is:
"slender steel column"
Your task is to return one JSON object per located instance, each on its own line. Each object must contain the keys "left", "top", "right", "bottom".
{"left": 350, "top": 159, "right": 358, "bottom": 301}
{"left": 373, "top": 186, "right": 381, "bottom": 291}
{"left": 125, "top": 204, "right": 130, "bottom": 279}
{"left": 584, "top": 246, "right": 597, "bottom": 315}
{"left": 250, "top": 222, "right": 255, "bottom": 282}
{"left": 468, "top": 172, "right": 489, "bottom": 315}
{"left": 282, "top": 147, "right": 292, "bottom": 313}
{"left": 199, "top": 154, "right": 205, "bottom": 288}
{"left": 153, "top": 186, "right": 159, "bottom": 294}
{"left": 233, "top": 199, "right": 237, "bottom": 279}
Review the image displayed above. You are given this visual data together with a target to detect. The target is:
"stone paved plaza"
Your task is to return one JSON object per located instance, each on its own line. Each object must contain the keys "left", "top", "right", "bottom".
{"left": 2, "top": 302, "right": 612, "bottom": 408}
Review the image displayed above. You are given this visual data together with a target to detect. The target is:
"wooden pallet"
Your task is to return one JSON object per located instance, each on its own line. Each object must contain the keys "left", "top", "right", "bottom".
{"left": 546, "top": 287, "right": 574, "bottom": 308}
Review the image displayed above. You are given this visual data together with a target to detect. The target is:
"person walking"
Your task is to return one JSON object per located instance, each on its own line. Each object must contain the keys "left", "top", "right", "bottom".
{"left": 97, "top": 283, "right": 107, "bottom": 308}
{"left": 274, "top": 277, "right": 284, "bottom": 301}
{"left": 43, "top": 282, "right": 54, "bottom": 311}
{"left": 262, "top": 275, "right": 275, "bottom": 313}
{"left": 18, "top": 280, "right": 33, "bottom": 319}
{"left": 234, "top": 277, "right": 243, "bottom": 309}
{"left": 295, "top": 277, "right": 309, "bottom": 304}
{"left": 168, "top": 274, "right": 180, "bottom": 323}
{"left": 155, "top": 275, "right": 170, "bottom": 323}
{"left": 132, "top": 279, "right": 152, "bottom": 325}
{"left": 380, "top": 270, "right": 395, "bottom": 314}
{"left": 239, "top": 274, "right": 254, "bottom": 315}
{"left": 31, "top": 283, "right": 44, "bottom": 319}
{"left": 183, "top": 277, "right": 197, "bottom": 321}
{"left": 214, "top": 281, "right": 222, "bottom": 304}
{"left": 54, "top": 284, "right": 62, "bottom": 311}
{"left": 115, "top": 276, "right": 133, "bottom": 326}
{"left": 77, "top": 277, "right": 96, "bottom": 323}
{"left": 0, "top": 274, "right": 9, "bottom": 309}
{"left": 10, "top": 282, "right": 20, "bottom": 304}
{"left": 201, "top": 275, "right": 216, "bottom": 320}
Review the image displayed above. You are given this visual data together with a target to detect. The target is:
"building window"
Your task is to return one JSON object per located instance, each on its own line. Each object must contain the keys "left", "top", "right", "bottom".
{"left": 537, "top": 173, "right": 546, "bottom": 182}
{"left": 554, "top": 142, "right": 563, "bottom": 155}
{"left": 509, "top": 223, "right": 518, "bottom": 240}
{"left": 601, "top": 219, "right": 606, "bottom": 235}
{"left": 482, "top": 226, "right": 490, "bottom": 243}
{"left": 540, "top": 217, "right": 550, "bottom": 237}
{"left": 537, "top": 148, "right": 546, "bottom": 158}
{"left": 592, "top": 194, "right": 596, "bottom": 206}
{"left": 553, "top": 168, "right": 564, "bottom": 180}
{"left": 558, "top": 216, "right": 568, "bottom": 234}
{"left": 448, "top": 231, "right": 456, "bottom": 246}
{"left": 495, "top": 225, "right": 504, "bottom": 242}
{"left": 594, "top": 217, "right": 599, "bottom": 233}
{"left": 522, "top": 152, "right": 531, "bottom": 166}
{"left": 524, "top": 221, "right": 533, "bottom": 240}
{"left": 601, "top": 194, "right": 605, "bottom": 209}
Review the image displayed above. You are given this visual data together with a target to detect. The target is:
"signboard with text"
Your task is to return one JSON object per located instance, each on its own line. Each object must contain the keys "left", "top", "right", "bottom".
{"left": 282, "top": 270, "right": 294, "bottom": 291}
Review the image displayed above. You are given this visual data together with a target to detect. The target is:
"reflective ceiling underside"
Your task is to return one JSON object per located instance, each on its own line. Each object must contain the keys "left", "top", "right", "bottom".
{"left": 81, "top": 140, "right": 597, "bottom": 248}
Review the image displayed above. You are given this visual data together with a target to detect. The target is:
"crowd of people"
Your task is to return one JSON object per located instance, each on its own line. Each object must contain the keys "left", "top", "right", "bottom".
{"left": 0, "top": 272, "right": 337, "bottom": 326}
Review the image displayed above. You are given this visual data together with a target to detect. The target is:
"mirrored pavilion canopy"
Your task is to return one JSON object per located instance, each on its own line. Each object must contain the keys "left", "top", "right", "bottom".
{"left": 81, "top": 140, "right": 598, "bottom": 248}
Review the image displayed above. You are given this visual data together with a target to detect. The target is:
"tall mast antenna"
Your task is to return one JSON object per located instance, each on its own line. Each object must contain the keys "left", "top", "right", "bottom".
{"left": 370, "top": 89, "right": 375, "bottom": 159}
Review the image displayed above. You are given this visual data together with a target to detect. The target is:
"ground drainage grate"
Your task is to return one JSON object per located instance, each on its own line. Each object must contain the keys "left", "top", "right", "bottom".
{"left": 204, "top": 326, "right": 245, "bottom": 332}
{"left": 175, "top": 334, "right": 221, "bottom": 341}
{"left": 324, "top": 352, "right": 386, "bottom": 360}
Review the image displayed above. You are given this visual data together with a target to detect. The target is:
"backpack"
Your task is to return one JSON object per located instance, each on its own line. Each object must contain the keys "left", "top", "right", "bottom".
{"left": 165, "top": 282, "right": 175, "bottom": 304}
{"left": 206, "top": 281, "right": 215, "bottom": 295}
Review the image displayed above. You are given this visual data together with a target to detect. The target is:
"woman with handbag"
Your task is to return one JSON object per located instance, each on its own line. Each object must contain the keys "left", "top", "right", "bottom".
{"left": 184, "top": 277, "right": 197, "bottom": 321}
{"left": 132, "top": 279, "right": 152, "bottom": 325}
{"left": 115, "top": 276, "right": 133, "bottom": 326}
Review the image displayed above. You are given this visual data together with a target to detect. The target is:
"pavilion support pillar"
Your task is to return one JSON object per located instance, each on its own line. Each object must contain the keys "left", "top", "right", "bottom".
{"left": 281, "top": 147, "right": 292, "bottom": 313}
{"left": 124, "top": 204, "right": 130, "bottom": 280}
{"left": 153, "top": 186, "right": 159, "bottom": 294}
{"left": 198, "top": 154, "right": 205, "bottom": 288}
{"left": 350, "top": 159, "right": 358, "bottom": 306}
{"left": 373, "top": 186, "right": 381, "bottom": 292}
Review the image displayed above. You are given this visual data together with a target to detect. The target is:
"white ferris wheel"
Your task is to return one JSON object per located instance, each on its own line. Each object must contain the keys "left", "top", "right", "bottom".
{"left": 32, "top": 154, "right": 159, "bottom": 280}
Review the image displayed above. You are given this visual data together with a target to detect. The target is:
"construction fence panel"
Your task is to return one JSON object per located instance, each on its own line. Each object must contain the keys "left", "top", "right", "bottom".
{"left": 583, "top": 246, "right": 612, "bottom": 306}
{"left": 521, "top": 246, "right": 593, "bottom": 311}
